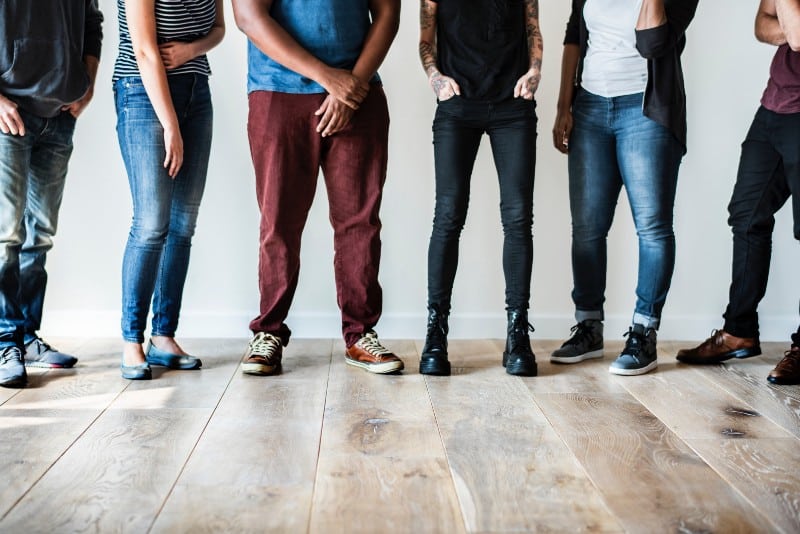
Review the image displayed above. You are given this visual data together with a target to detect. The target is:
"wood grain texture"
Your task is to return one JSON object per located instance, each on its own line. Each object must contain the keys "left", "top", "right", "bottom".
{"left": 687, "top": 438, "right": 800, "bottom": 534}
{"left": 533, "top": 391, "right": 765, "bottom": 533}
{"left": 426, "top": 365, "right": 622, "bottom": 532}
{"left": 0, "top": 338, "right": 797, "bottom": 533}
{"left": 151, "top": 338, "right": 332, "bottom": 534}
{"left": 310, "top": 340, "right": 464, "bottom": 534}
{"left": 665, "top": 341, "right": 800, "bottom": 439}
{"left": 618, "top": 359, "right": 794, "bottom": 440}
{"left": 1, "top": 408, "right": 214, "bottom": 532}
{"left": 0, "top": 339, "right": 240, "bottom": 532}
{"left": 0, "top": 339, "right": 128, "bottom": 518}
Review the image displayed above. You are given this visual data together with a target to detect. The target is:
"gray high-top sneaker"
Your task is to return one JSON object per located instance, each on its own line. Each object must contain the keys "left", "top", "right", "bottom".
{"left": 551, "top": 319, "right": 604, "bottom": 364}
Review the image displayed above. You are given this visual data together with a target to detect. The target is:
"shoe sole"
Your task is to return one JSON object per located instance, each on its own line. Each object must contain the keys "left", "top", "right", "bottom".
{"left": 345, "top": 358, "right": 404, "bottom": 374}
{"left": 0, "top": 376, "right": 27, "bottom": 388}
{"left": 550, "top": 348, "right": 604, "bottom": 364}
{"left": 419, "top": 358, "right": 451, "bottom": 376}
{"left": 609, "top": 360, "right": 658, "bottom": 376}
{"left": 24, "top": 361, "right": 76, "bottom": 369}
{"left": 241, "top": 362, "right": 281, "bottom": 376}
{"left": 767, "top": 375, "right": 800, "bottom": 385}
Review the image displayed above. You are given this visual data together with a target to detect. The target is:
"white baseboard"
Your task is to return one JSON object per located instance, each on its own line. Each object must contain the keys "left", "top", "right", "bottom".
{"left": 41, "top": 309, "right": 799, "bottom": 342}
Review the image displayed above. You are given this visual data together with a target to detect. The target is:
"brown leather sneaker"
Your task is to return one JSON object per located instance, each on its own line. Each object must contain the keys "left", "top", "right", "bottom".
{"left": 767, "top": 346, "right": 800, "bottom": 385}
{"left": 241, "top": 332, "right": 283, "bottom": 376}
{"left": 345, "top": 331, "right": 404, "bottom": 374}
{"left": 676, "top": 329, "right": 761, "bottom": 364}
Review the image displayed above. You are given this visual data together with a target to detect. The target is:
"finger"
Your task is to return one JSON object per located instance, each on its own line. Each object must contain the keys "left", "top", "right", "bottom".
{"left": 318, "top": 109, "right": 333, "bottom": 135}
{"left": 315, "top": 99, "right": 330, "bottom": 120}
{"left": 342, "top": 97, "right": 359, "bottom": 110}
{"left": 451, "top": 80, "right": 461, "bottom": 96}
{"left": 0, "top": 118, "right": 10, "bottom": 135}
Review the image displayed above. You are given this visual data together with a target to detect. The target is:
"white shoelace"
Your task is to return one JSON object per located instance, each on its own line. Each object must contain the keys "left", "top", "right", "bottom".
{"left": 356, "top": 332, "right": 391, "bottom": 356}
{"left": 250, "top": 333, "right": 280, "bottom": 358}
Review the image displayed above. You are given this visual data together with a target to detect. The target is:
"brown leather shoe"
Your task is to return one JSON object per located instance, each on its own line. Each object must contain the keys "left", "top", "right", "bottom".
{"left": 767, "top": 346, "right": 800, "bottom": 385}
{"left": 345, "top": 331, "right": 404, "bottom": 374}
{"left": 676, "top": 329, "right": 761, "bottom": 364}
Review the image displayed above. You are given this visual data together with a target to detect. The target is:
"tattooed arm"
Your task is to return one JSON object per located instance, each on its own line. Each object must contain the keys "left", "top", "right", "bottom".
{"left": 419, "top": 0, "right": 460, "bottom": 100}
{"left": 514, "top": 0, "right": 543, "bottom": 100}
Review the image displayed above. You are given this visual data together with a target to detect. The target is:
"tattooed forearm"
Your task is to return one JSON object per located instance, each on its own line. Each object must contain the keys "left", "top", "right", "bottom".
{"left": 419, "top": 1, "right": 440, "bottom": 77}
{"left": 419, "top": 41, "right": 438, "bottom": 76}
{"left": 524, "top": 0, "right": 543, "bottom": 67}
{"left": 420, "top": 0, "right": 435, "bottom": 31}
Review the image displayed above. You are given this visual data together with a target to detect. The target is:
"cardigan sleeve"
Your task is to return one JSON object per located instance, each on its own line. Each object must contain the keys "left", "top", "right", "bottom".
{"left": 83, "top": 0, "right": 104, "bottom": 59}
{"left": 635, "top": 0, "right": 698, "bottom": 59}
{"left": 564, "top": 0, "right": 581, "bottom": 45}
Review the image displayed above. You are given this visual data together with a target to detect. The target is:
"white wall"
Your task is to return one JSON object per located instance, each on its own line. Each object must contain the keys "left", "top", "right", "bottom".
{"left": 42, "top": 0, "right": 799, "bottom": 343}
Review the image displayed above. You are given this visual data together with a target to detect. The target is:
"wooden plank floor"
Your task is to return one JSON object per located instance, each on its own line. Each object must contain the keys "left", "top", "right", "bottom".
{"left": 1, "top": 338, "right": 798, "bottom": 533}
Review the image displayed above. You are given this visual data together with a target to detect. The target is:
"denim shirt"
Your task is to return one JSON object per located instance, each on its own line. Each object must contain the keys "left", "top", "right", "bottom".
{"left": 247, "top": 0, "right": 379, "bottom": 94}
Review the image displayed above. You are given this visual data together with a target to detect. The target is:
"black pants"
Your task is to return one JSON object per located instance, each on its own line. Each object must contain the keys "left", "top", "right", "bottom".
{"left": 724, "top": 106, "right": 800, "bottom": 339}
{"left": 427, "top": 96, "right": 537, "bottom": 313}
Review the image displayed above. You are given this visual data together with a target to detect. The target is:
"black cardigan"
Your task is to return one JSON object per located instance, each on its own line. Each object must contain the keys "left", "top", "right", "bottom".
{"left": 564, "top": 0, "right": 699, "bottom": 153}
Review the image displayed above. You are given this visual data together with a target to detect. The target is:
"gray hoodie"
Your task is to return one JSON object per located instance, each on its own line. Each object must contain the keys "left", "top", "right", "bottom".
{"left": 0, "top": 0, "right": 103, "bottom": 117}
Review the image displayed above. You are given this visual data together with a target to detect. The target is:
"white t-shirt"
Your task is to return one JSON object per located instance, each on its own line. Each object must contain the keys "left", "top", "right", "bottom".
{"left": 581, "top": 0, "right": 648, "bottom": 98}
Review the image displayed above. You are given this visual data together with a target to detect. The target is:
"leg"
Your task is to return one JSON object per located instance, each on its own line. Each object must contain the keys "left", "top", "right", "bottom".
{"left": 616, "top": 101, "right": 684, "bottom": 330}
{"left": 322, "top": 86, "right": 392, "bottom": 347}
{"left": 487, "top": 98, "right": 537, "bottom": 312}
{"left": 427, "top": 98, "right": 483, "bottom": 317}
{"left": 724, "top": 108, "right": 789, "bottom": 339}
{"left": 247, "top": 91, "right": 322, "bottom": 344}
{"left": 116, "top": 78, "right": 175, "bottom": 346}
{"left": 151, "top": 76, "right": 213, "bottom": 341}
{"left": 0, "top": 114, "right": 37, "bottom": 349}
{"left": 19, "top": 111, "right": 75, "bottom": 344}
{"left": 568, "top": 90, "right": 622, "bottom": 322}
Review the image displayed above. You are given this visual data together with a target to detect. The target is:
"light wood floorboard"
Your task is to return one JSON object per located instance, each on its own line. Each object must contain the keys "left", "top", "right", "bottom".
{"left": 0, "top": 338, "right": 797, "bottom": 533}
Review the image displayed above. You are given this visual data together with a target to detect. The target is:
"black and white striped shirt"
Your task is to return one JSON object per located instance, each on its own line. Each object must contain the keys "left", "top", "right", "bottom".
{"left": 113, "top": 0, "right": 216, "bottom": 82}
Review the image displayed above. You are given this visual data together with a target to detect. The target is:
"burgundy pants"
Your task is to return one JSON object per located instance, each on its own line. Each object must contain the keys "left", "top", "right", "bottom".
{"left": 247, "top": 86, "right": 389, "bottom": 347}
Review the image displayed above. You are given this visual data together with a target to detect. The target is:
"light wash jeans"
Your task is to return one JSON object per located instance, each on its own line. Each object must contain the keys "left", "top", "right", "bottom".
{"left": 568, "top": 88, "right": 684, "bottom": 330}
{"left": 115, "top": 74, "right": 212, "bottom": 343}
{"left": 0, "top": 109, "right": 76, "bottom": 349}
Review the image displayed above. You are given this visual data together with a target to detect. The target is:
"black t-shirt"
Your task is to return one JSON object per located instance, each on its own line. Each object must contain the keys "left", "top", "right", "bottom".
{"left": 433, "top": 0, "right": 529, "bottom": 102}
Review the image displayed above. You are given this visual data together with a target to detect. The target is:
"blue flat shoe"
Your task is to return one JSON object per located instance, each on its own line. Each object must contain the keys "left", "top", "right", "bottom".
{"left": 145, "top": 341, "right": 202, "bottom": 370}
{"left": 121, "top": 358, "right": 151, "bottom": 380}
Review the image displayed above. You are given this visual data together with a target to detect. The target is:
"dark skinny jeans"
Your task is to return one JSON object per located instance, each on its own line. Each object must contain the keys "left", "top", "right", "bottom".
{"left": 427, "top": 96, "right": 537, "bottom": 314}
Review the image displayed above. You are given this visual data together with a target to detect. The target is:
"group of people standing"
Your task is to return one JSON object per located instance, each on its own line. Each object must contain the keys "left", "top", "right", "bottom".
{"left": 0, "top": 0, "right": 798, "bottom": 389}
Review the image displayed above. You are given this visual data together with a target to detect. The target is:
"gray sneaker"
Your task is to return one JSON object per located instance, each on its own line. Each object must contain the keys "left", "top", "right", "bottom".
{"left": 551, "top": 320, "right": 604, "bottom": 363}
{"left": 24, "top": 338, "right": 78, "bottom": 368}
{"left": 0, "top": 346, "right": 27, "bottom": 388}
{"left": 609, "top": 324, "right": 658, "bottom": 376}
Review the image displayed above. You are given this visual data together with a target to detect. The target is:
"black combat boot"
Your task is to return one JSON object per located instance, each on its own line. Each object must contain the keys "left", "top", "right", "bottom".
{"left": 503, "top": 309, "right": 537, "bottom": 377}
{"left": 420, "top": 307, "right": 450, "bottom": 376}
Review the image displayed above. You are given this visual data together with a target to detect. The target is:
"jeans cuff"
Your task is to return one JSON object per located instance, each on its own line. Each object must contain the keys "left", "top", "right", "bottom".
{"left": 575, "top": 310, "right": 603, "bottom": 323}
{"left": 632, "top": 312, "right": 659, "bottom": 330}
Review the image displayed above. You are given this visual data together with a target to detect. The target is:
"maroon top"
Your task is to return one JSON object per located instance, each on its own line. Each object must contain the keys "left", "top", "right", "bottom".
{"left": 762, "top": 44, "right": 800, "bottom": 114}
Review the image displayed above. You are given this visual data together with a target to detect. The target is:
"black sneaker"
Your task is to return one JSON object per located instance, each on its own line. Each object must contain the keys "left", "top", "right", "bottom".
{"left": 419, "top": 307, "right": 450, "bottom": 376}
{"left": 24, "top": 337, "right": 78, "bottom": 368}
{"left": 503, "top": 309, "right": 537, "bottom": 377}
{"left": 551, "top": 320, "right": 604, "bottom": 363}
{"left": 609, "top": 324, "right": 657, "bottom": 376}
{"left": 0, "top": 346, "right": 27, "bottom": 388}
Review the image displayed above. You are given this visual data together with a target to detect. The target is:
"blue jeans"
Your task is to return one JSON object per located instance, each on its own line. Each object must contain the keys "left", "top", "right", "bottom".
{"left": 115, "top": 75, "right": 212, "bottom": 343}
{"left": 428, "top": 96, "right": 537, "bottom": 313}
{"left": 568, "top": 89, "right": 683, "bottom": 329}
{"left": 0, "top": 109, "right": 76, "bottom": 349}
